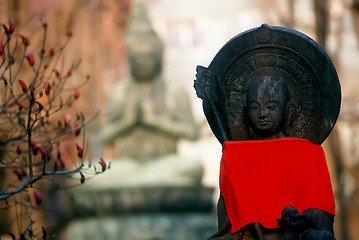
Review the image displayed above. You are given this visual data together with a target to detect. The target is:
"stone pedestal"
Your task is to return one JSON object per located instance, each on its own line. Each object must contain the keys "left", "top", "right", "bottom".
{"left": 66, "top": 213, "right": 216, "bottom": 240}
{"left": 62, "top": 186, "right": 217, "bottom": 240}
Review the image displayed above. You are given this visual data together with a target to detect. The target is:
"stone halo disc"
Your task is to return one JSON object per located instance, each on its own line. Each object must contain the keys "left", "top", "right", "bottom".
{"left": 207, "top": 24, "right": 341, "bottom": 144}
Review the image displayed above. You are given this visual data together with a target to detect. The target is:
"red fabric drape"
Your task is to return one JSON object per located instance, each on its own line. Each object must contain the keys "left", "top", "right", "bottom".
{"left": 219, "top": 138, "right": 335, "bottom": 234}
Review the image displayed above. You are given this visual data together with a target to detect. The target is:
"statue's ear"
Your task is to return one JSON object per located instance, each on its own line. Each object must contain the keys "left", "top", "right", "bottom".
{"left": 242, "top": 107, "right": 253, "bottom": 139}
{"left": 288, "top": 103, "right": 295, "bottom": 123}
{"left": 285, "top": 103, "right": 295, "bottom": 135}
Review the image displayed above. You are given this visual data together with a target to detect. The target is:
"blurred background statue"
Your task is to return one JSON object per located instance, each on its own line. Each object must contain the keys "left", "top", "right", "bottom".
{"left": 62, "top": 2, "right": 216, "bottom": 239}
{"left": 94, "top": 1, "right": 203, "bottom": 188}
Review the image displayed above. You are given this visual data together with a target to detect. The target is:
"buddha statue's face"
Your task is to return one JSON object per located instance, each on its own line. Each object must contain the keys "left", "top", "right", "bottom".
{"left": 126, "top": 37, "right": 163, "bottom": 82}
{"left": 246, "top": 76, "right": 290, "bottom": 139}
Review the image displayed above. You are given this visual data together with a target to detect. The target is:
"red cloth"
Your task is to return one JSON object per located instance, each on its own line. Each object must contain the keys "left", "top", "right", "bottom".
{"left": 219, "top": 138, "right": 335, "bottom": 234}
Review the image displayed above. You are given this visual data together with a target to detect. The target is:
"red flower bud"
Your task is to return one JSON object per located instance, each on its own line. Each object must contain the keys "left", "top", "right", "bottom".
{"left": 8, "top": 21, "right": 15, "bottom": 34}
{"left": 99, "top": 158, "right": 106, "bottom": 172}
{"left": 12, "top": 168, "right": 23, "bottom": 181}
{"left": 80, "top": 171, "right": 85, "bottom": 184}
{"left": 57, "top": 120, "right": 63, "bottom": 128}
{"left": 18, "top": 79, "right": 27, "bottom": 92}
{"left": 38, "top": 147, "right": 47, "bottom": 161}
{"left": 31, "top": 141, "right": 38, "bottom": 155}
{"left": 76, "top": 144, "right": 84, "bottom": 158}
{"left": 16, "top": 100, "right": 24, "bottom": 111}
{"left": 45, "top": 83, "right": 51, "bottom": 95}
{"left": 67, "top": 69, "right": 73, "bottom": 76}
{"left": 19, "top": 35, "right": 30, "bottom": 47}
{"left": 16, "top": 145, "right": 22, "bottom": 155}
{"left": 33, "top": 190, "right": 42, "bottom": 205}
{"left": 25, "top": 53, "right": 35, "bottom": 66}
{"left": 73, "top": 123, "right": 81, "bottom": 137}
{"left": 49, "top": 47, "right": 55, "bottom": 57}
{"left": 0, "top": 42, "right": 3, "bottom": 55}
{"left": 39, "top": 90, "right": 43, "bottom": 97}
{"left": 66, "top": 30, "right": 73, "bottom": 37}
{"left": 40, "top": 48, "right": 45, "bottom": 56}
{"left": 73, "top": 89, "right": 80, "bottom": 100}
{"left": 64, "top": 113, "right": 72, "bottom": 126}
{"left": 3, "top": 21, "right": 14, "bottom": 35}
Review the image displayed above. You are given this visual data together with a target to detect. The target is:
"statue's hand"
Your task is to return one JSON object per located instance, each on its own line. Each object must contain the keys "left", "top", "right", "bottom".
{"left": 194, "top": 65, "right": 228, "bottom": 143}
{"left": 276, "top": 206, "right": 309, "bottom": 232}
{"left": 138, "top": 97, "right": 157, "bottom": 124}
{"left": 277, "top": 207, "right": 335, "bottom": 240}
{"left": 136, "top": 96, "right": 143, "bottom": 124}
{"left": 194, "top": 65, "right": 218, "bottom": 100}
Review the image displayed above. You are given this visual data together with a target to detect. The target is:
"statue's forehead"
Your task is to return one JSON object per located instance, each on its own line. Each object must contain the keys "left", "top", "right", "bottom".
{"left": 249, "top": 76, "right": 286, "bottom": 92}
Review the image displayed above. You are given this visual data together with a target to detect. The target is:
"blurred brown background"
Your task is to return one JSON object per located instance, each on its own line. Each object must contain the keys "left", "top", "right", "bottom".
{"left": 1, "top": 0, "right": 359, "bottom": 239}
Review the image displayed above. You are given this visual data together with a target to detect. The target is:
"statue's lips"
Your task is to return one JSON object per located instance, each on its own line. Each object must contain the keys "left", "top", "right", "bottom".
{"left": 257, "top": 121, "right": 269, "bottom": 126}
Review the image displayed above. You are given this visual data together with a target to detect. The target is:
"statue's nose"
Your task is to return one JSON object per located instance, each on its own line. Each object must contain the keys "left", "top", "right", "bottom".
{"left": 258, "top": 107, "right": 268, "bottom": 118}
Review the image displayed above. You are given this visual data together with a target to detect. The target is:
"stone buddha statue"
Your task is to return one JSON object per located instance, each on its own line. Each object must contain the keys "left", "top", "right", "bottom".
{"left": 194, "top": 24, "right": 341, "bottom": 240}
{"left": 92, "top": 2, "right": 203, "bottom": 188}
{"left": 56, "top": 4, "right": 216, "bottom": 239}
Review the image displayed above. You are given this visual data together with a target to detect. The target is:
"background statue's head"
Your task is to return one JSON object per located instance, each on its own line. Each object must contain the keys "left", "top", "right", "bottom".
{"left": 125, "top": 1, "right": 163, "bottom": 82}
{"left": 244, "top": 76, "right": 294, "bottom": 139}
